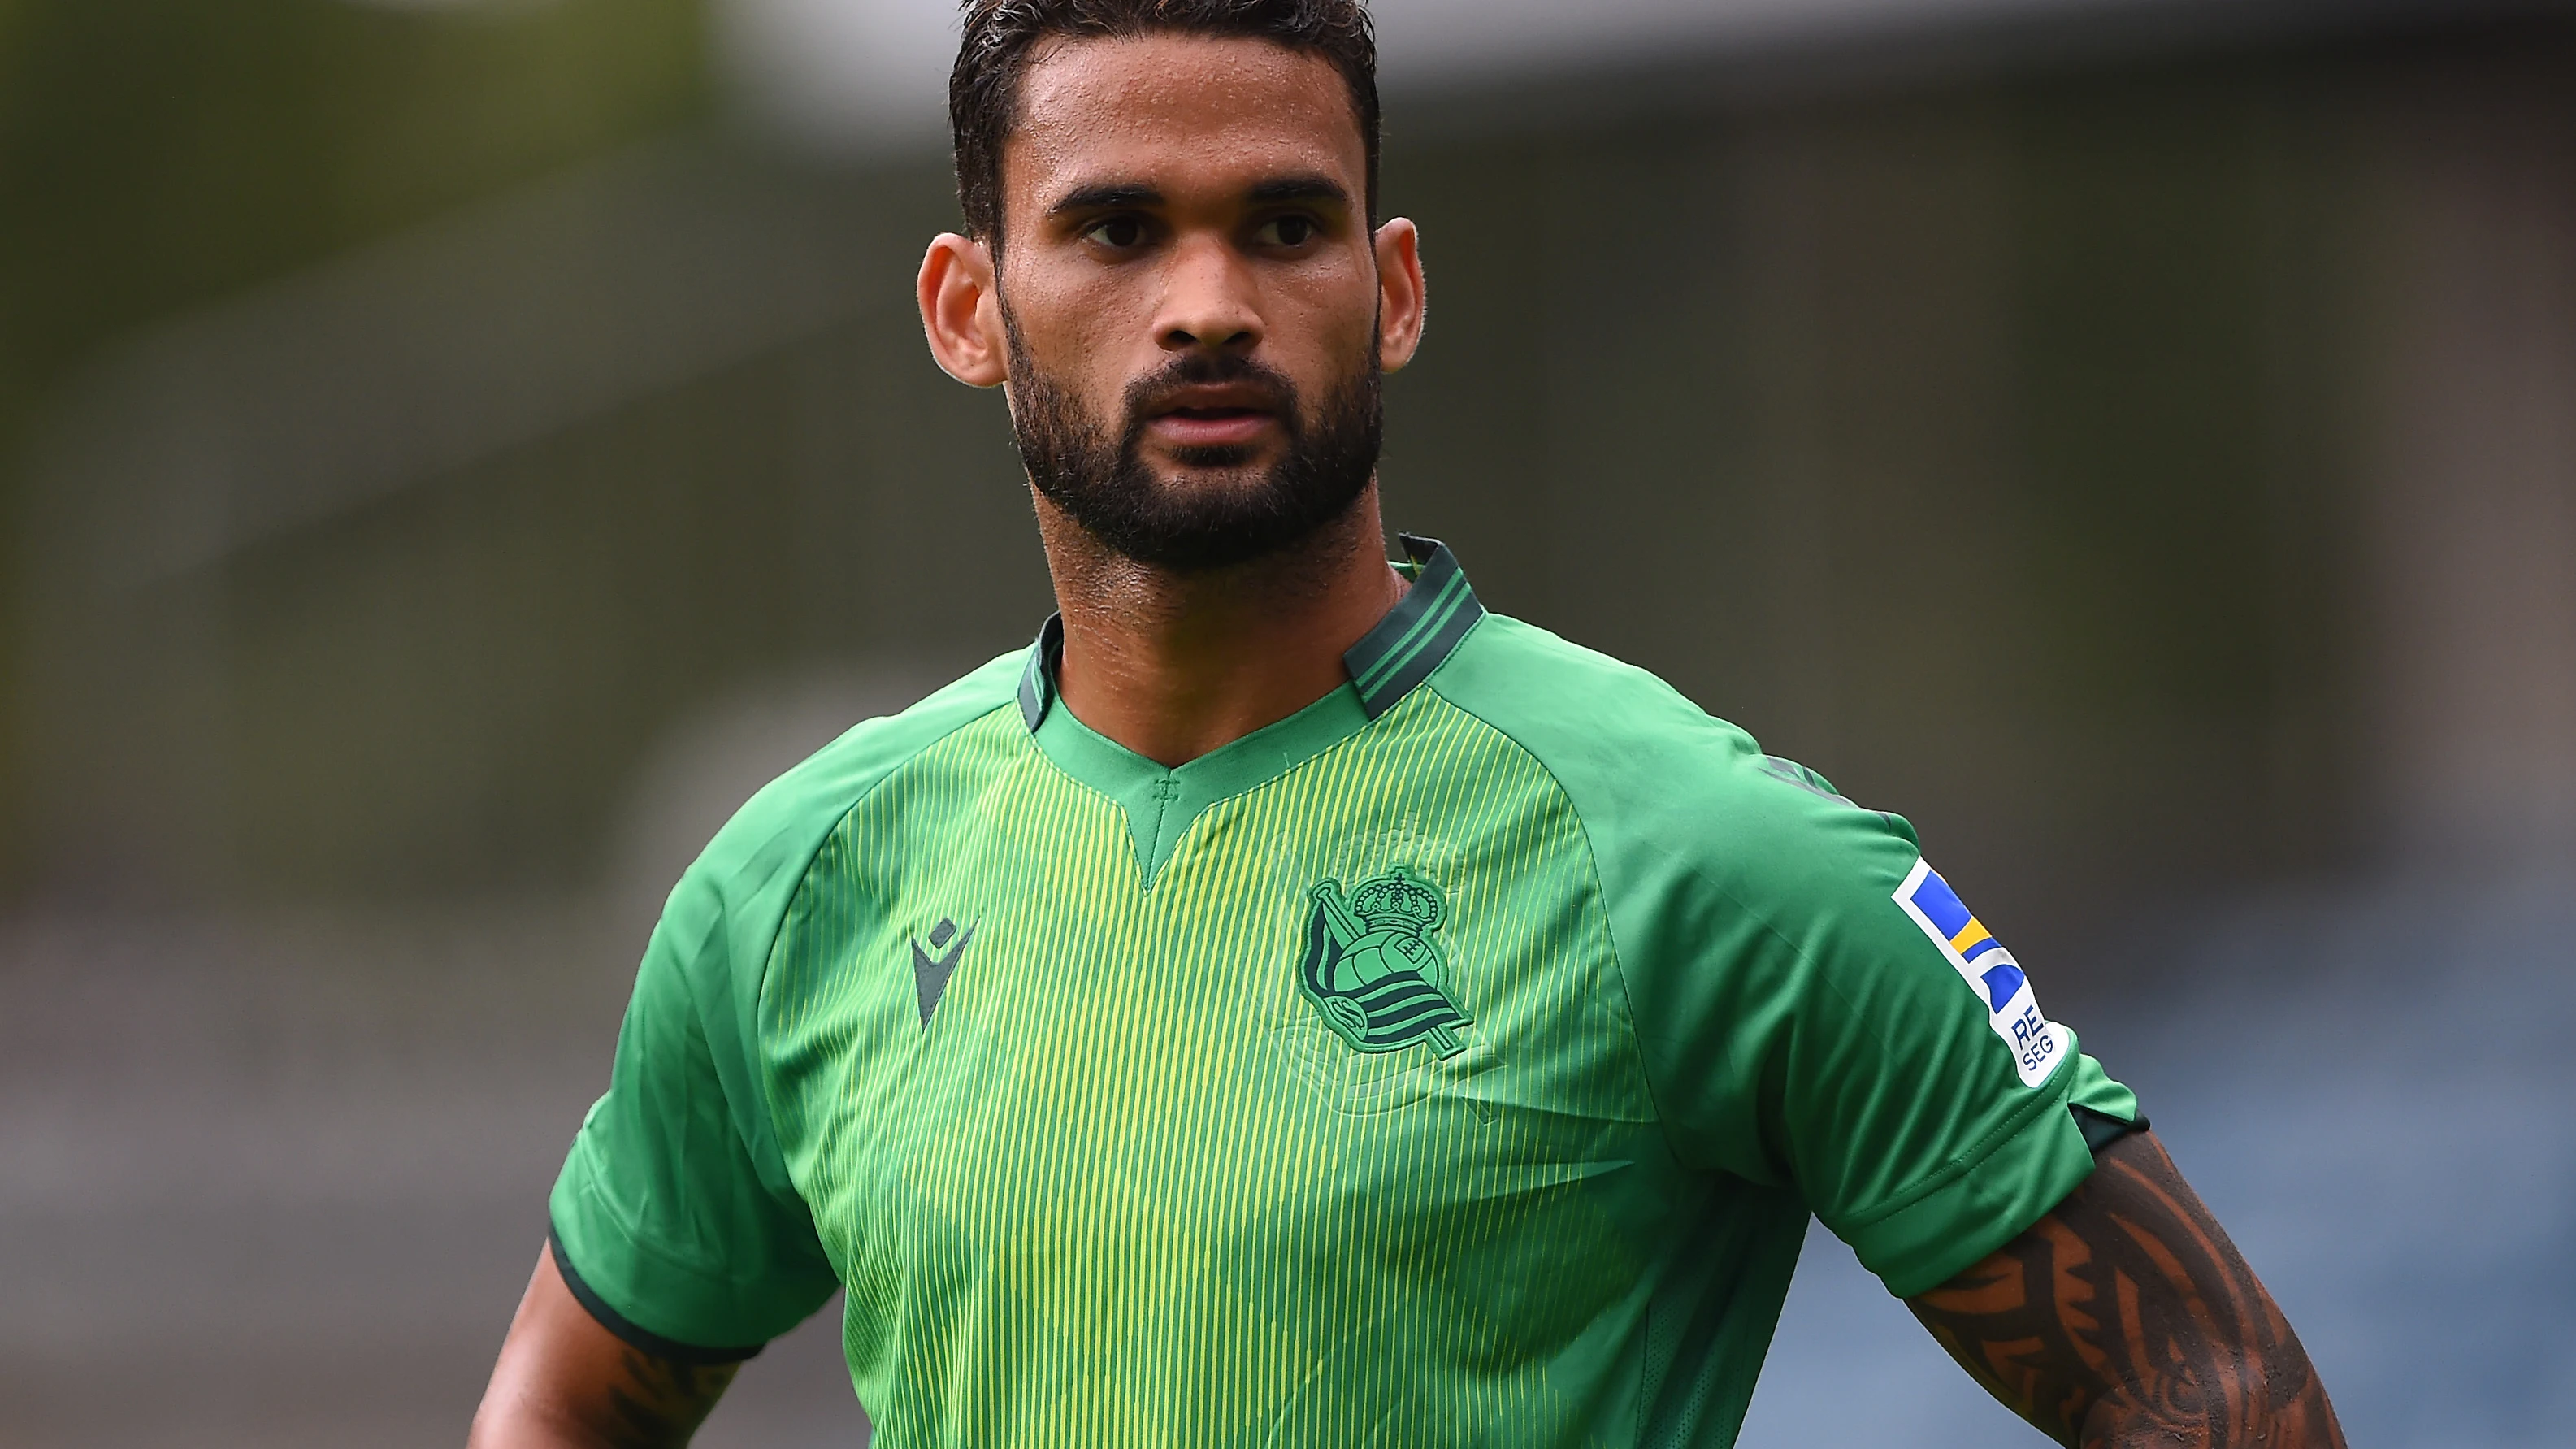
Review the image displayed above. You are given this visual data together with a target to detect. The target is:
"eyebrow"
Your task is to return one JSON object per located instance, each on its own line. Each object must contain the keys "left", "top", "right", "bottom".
{"left": 1043, "top": 174, "right": 1352, "bottom": 220}
{"left": 1246, "top": 175, "right": 1350, "bottom": 207}
{"left": 1047, "top": 182, "right": 1162, "bottom": 219}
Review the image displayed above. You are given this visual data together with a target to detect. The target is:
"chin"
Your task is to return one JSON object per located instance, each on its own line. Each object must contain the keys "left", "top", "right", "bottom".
{"left": 1143, "top": 472, "right": 1296, "bottom": 519}
{"left": 1160, "top": 442, "right": 1270, "bottom": 472}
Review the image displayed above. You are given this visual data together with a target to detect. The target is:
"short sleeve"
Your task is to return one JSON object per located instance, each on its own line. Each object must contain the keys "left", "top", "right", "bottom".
{"left": 548, "top": 866, "right": 841, "bottom": 1354}
{"left": 1616, "top": 754, "right": 2141, "bottom": 1299}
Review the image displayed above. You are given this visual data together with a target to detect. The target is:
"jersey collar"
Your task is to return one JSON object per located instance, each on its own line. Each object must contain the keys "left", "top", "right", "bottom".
{"left": 1343, "top": 534, "right": 1486, "bottom": 719}
{"left": 1016, "top": 534, "right": 1485, "bottom": 732}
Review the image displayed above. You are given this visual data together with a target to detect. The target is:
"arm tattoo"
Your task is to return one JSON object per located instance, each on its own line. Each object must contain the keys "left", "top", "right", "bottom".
{"left": 596, "top": 1347, "right": 739, "bottom": 1449}
{"left": 1906, "top": 1130, "right": 2345, "bottom": 1448}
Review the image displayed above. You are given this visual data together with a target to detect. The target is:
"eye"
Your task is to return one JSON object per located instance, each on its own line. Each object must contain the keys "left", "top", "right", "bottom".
{"left": 1082, "top": 215, "right": 1147, "bottom": 249}
{"left": 1255, "top": 215, "right": 1319, "bottom": 248}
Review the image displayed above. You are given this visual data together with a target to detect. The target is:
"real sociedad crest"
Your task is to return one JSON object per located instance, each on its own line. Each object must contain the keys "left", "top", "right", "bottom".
{"left": 1299, "top": 866, "right": 1472, "bottom": 1058}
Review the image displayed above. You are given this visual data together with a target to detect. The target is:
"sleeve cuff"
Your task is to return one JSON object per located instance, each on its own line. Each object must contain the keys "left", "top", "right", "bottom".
{"left": 2071, "top": 1101, "right": 2147, "bottom": 1156}
{"left": 548, "top": 1226, "right": 765, "bottom": 1365}
{"left": 1841, "top": 1073, "right": 2103, "bottom": 1299}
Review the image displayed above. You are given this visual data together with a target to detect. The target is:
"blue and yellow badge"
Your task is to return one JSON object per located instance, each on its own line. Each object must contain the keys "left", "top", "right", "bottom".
{"left": 1893, "top": 857, "right": 2068, "bottom": 1087}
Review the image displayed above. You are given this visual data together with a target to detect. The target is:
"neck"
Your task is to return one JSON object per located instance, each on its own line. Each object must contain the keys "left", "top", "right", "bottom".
{"left": 1037, "top": 484, "right": 1408, "bottom": 768}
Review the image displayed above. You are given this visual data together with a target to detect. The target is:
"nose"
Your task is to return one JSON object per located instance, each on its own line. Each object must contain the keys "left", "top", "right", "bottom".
{"left": 1154, "top": 233, "right": 1263, "bottom": 356}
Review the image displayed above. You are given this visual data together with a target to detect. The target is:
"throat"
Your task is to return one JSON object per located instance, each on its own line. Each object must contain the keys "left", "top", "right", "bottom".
{"left": 1038, "top": 484, "right": 1407, "bottom": 768}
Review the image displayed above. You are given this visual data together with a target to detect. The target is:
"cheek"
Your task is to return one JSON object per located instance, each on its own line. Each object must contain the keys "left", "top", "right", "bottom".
{"left": 1008, "top": 273, "right": 1150, "bottom": 407}
{"left": 1276, "top": 275, "right": 1382, "bottom": 383}
{"left": 1004, "top": 295, "right": 1128, "bottom": 417}
{"left": 1290, "top": 251, "right": 1383, "bottom": 341}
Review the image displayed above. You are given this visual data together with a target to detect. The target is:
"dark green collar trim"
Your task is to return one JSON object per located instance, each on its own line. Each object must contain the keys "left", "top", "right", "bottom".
{"left": 1016, "top": 534, "right": 1482, "bottom": 734}
{"left": 1017, "top": 614, "right": 1063, "bottom": 732}
{"left": 1343, "top": 535, "right": 1485, "bottom": 718}
{"left": 1011, "top": 537, "right": 1480, "bottom": 888}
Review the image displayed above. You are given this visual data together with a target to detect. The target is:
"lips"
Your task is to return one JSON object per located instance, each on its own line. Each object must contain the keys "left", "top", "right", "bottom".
{"left": 1150, "top": 409, "right": 1274, "bottom": 449}
{"left": 1137, "top": 380, "right": 1288, "bottom": 449}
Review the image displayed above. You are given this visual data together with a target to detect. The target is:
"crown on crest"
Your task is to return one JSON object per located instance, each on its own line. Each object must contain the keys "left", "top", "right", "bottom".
{"left": 1350, "top": 867, "right": 1443, "bottom": 931}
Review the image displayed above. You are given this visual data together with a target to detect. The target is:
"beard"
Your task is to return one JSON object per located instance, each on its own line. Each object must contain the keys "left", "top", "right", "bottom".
{"left": 1002, "top": 307, "right": 1383, "bottom": 574}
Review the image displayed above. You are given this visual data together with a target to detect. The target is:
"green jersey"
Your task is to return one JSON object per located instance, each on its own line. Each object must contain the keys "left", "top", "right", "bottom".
{"left": 550, "top": 537, "right": 2139, "bottom": 1447}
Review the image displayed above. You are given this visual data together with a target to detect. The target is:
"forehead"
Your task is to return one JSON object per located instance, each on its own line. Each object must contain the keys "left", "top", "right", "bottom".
{"left": 1004, "top": 33, "right": 1364, "bottom": 209}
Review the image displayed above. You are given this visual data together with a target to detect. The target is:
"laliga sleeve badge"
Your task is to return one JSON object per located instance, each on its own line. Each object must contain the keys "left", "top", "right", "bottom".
{"left": 1893, "top": 857, "right": 2071, "bottom": 1087}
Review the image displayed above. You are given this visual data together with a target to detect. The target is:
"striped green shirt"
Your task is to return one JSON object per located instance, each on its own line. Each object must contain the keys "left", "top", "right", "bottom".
{"left": 549, "top": 536, "right": 2139, "bottom": 1447}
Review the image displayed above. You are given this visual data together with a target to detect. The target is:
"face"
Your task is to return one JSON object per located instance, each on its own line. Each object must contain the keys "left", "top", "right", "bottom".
{"left": 918, "top": 33, "right": 1427, "bottom": 572}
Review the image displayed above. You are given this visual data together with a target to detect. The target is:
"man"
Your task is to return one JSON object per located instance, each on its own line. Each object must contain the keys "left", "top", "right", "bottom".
{"left": 470, "top": 2, "right": 2345, "bottom": 1445}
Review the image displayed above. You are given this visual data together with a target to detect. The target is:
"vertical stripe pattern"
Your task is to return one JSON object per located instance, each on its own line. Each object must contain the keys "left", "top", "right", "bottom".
{"left": 760, "top": 687, "right": 1671, "bottom": 1447}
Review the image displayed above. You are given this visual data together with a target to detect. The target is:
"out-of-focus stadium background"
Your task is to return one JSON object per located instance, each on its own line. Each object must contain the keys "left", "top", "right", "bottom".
{"left": 3, "top": 0, "right": 2572, "bottom": 1443}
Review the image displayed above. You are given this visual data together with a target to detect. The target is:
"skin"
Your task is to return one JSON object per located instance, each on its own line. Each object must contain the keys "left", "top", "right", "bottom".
{"left": 467, "top": 31, "right": 2344, "bottom": 1447}
{"left": 917, "top": 33, "right": 1425, "bottom": 767}
{"left": 467, "top": 39, "right": 1425, "bottom": 1441}
{"left": 467, "top": 1247, "right": 739, "bottom": 1449}
{"left": 1908, "top": 1130, "right": 2346, "bottom": 1448}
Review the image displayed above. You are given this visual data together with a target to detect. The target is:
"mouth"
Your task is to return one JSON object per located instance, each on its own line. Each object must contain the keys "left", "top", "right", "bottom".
{"left": 1140, "top": 384, "right": 1284, "bottom": 451}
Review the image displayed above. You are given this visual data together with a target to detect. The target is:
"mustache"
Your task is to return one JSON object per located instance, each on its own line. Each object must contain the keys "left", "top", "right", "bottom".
{"left": 1120, "top": 352, "right": 1301, "bottom": 431}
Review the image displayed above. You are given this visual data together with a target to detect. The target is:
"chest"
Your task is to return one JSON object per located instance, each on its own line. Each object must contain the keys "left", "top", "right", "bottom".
{"left": 759, "top": 749, "right": 1676, "bottom": 1421}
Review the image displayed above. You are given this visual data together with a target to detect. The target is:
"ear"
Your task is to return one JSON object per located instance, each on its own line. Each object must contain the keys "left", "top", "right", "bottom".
{"left": 919, "top": 232, "right": 1008, "bottom": 388}
{"left": 1373, "top": 218, "right": 1428, "bottom": 374}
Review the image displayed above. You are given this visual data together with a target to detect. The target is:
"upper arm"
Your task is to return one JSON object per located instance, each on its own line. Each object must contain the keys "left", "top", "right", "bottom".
{"left": 468, "top": 1243, "right": 743, "bottom": 1449}
{"left": 1609, "top": 747, "right": 2138, "bottom": 1296}
{"left": 496, "top": 863, "right": 839, "bottom": 1444}
{"left": 1906, "top": 1129, "right": 2346, "bottom": 1449}
{"left": 1427, "top": 627, "right": 2142, "bottom": 1291}
{"left": 548, "top": 866, "right": 839, "bottom": 1357}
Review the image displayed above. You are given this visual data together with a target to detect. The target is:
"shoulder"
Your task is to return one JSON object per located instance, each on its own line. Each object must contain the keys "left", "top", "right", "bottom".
{"left": 665, "top": 650, "right": 1026, "bottom": 985}
{"left": 1427, "top": 612, "right": 1743, "bottom": 764}
{"left": 1426, "top": 612, "right": 1922, "bottom": 919}
{"left": 1426, "top": 611, "right": 1889, "bottom": 833}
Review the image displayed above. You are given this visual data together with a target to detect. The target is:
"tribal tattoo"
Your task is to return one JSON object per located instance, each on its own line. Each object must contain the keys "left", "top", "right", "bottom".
{"left": 1906, "top": 1130, "right": 2345, "bottom": 1449}
{"left": 594, "top": 1347, "right": 739, "bottom": 1449}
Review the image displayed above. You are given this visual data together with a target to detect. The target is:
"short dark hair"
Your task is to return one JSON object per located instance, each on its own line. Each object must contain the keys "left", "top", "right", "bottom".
{"left": 949, "top": 0, "right": 1380, "bottom": 248}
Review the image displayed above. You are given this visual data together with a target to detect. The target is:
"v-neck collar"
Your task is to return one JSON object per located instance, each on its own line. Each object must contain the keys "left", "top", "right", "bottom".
{"left": 1013, "top": 535, "right": 1485, "bottom": 888}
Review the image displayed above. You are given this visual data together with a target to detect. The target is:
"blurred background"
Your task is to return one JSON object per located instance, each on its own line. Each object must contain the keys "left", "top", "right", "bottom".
{"left": 3, "top": 0, "right": 2573, "bottom": 1443}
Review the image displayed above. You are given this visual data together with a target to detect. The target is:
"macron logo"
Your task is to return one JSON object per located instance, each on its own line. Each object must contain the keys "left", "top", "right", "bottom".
{"left": 911, "top": 918, "right": 974, "bottom": 1024}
